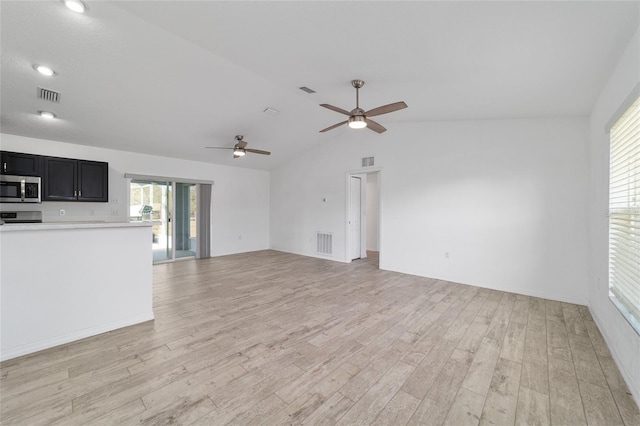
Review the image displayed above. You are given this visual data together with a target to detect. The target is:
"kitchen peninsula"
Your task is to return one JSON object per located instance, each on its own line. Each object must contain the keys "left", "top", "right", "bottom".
{"left": 0, "top": 221, "right": 154, "bottom": 360}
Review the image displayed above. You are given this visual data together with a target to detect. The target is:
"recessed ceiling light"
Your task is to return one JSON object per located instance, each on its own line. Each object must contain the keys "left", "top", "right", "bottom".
{"left": 34, "top": 65, "right": 56, "bottom": 77}
{"left": 263, "top": 107, "right": 280, "bottom": 116}
{"left": 38, "top": 111, "right": 57, "bottom": 119}
{"left": 62, "top": 0, "right": 86, "bottom": 13}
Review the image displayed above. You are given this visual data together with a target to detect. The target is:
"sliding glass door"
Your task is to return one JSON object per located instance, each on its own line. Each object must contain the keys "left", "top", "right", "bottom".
{"left": 130, "top": 180, "right": 195, "bottom": 263}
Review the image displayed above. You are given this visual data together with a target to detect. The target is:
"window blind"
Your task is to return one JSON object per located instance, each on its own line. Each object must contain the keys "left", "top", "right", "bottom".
{"left": 609, "top": 95, "right": 640, "bottom": 325}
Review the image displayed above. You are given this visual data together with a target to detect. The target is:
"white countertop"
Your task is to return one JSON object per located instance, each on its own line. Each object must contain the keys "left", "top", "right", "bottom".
{"left": 0, "top": 221, "right": 153, "bottom": 232}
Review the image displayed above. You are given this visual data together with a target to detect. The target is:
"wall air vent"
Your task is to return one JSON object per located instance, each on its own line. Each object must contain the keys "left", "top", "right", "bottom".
{"left": 316, "top": 232, "right": 332, "bottom": 255}
{"left": 37, "top": 87, "right": 60, "bottom": 103}
{"left": 362, "top": 156, "right": 375, "bottom": 167}
{"left": 299, "top": 86, "right": 316, "bottom": 94}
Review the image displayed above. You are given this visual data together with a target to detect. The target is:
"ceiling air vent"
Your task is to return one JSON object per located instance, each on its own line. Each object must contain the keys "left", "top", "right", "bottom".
{"left": 362, "top": 156, "right": 374, "bottom": 167}
{"left": 299, "top": 86, "right": 316, "bottom": 94}
{"left": 37, "top": 87, "right": 60, "bottom": 103}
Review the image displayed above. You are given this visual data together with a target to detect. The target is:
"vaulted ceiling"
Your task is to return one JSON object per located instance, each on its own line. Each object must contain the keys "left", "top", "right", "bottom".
{"left": 1, "top": 1, "right": 638, "bottom": 170}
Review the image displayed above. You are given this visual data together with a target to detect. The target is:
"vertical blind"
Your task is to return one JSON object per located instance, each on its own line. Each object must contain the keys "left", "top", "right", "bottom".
{"left": 197, "top": 184, "right": 212, "bottom": 259}
{"left": 609, "top": 95, "right": 640, "bottom": 323}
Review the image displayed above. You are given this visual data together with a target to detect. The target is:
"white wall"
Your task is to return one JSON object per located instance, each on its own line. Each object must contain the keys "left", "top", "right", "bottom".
{"left": 271, "top": 117, "right": 590, "bottom": 304}
{"left": 366, "top": 172, "right": 379, "bottom": 251}
{"left": 588, "top": 26, "right": 640, "bottom": 404}
{"left": 0, "top": 133, "right": 270, "bottom": 256}
{"left": 1, "top": 224, "right": 153, "bottom": 360}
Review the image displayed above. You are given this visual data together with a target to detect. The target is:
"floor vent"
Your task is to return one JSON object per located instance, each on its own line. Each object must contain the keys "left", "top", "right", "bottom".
{"left": 362, "top": 156, "right": 374, "bottom": 167}
{"left": 37, "top": 87, "right": 60, "bottom": 103}
{"left": 316, "top": 232, "right": 332, "bottom": 255}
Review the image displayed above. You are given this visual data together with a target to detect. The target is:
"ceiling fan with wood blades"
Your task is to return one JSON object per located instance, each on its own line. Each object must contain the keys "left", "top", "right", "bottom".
{"left": 205, "top": 135, "right": 271, "bottom": 158}
{"left": 319, "top": 79, "right": 407, "bottom": 134}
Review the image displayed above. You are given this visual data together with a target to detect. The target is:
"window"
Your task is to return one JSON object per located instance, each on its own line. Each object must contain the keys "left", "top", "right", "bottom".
{"left": 609, "top": 94, "right": 640, "bottom": 333}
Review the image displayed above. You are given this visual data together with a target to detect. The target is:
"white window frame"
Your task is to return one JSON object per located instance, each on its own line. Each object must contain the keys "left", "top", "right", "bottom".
{"left": 607, "top": 87, "right": 640, "bottom": 336}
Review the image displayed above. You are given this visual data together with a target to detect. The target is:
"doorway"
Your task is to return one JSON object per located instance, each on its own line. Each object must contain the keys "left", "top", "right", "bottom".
{"left": 348, "top": 175, "right": 363, "bottom": 260}
{"left": 346, "top": 170, "right": 381, "bottom": 263}
{"left": 130, "top": 180, "right": 197, "bottom": 263}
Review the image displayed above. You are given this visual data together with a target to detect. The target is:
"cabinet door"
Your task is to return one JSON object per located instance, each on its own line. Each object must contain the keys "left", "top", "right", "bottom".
{"left": 0, "top": 151, "right": 41, "bottom": 176}
{"left": 43, "top": 157, "right": 77, "bottom": 201}
{"left": 77, "top": 161, "right": 108, "bottom": 202}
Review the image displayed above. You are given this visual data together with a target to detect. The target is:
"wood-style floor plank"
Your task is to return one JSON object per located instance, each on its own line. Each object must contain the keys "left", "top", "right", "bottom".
{"left": 442, "top": 387, "right": 485, "bottom": 426}
{"left": 1, "top": 250, "right": 638, "bottom": 425}
{"left": 515, "top": 386, "right": 550, "bottom": 426}
{"left": 479, "top": 357, "right": 521, "bottom": 425}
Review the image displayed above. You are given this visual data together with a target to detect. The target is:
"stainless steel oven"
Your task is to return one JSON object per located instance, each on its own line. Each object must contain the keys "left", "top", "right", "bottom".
{"left": 0, "top": 211, "right": 42, "bottom": 223}
{"left": 0, "top": 175, "right": 42, "bottom": 203}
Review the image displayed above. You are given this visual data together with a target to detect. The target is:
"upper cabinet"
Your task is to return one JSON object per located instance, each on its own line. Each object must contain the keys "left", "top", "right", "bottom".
{"left": 77, "top": 160, "right": 109, "bottom": 202}
{"left": 43, "top": 157, "right": 76, "bottom": 201}
{"left": 0, "top": 151, "right": 109, "bottom": 202}
{"left": 43, "top": 157, "right": 109, "bottom": 202}
{"left": 0, "top": 151, "right": 41, "bottom": 176}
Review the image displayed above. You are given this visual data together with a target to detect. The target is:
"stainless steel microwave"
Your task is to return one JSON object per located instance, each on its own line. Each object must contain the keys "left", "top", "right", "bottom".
{"left": 0, "top": 175, "right": 41, "bottom": 203}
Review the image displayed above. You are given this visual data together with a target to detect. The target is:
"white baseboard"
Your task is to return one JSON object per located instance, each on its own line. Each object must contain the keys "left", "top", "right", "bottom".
{"left": 379, "top": 264, "right": 588, "bottom": 306}
{"left": 589, "top": 306, "right": 640, "bottom": 409}
{"left": 210, "top": 247, "right": 271, "bottom": 258}
{"left": 269, "top": 247, "right": 348, "bottom": 263}
{"left": 0, "top": 311, "right": 155, "bottom": 362}
{"left": 465, "top": 281, "right": 588, "bottom": 306}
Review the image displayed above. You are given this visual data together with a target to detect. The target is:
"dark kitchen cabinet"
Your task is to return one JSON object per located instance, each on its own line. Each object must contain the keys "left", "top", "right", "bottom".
{"left": 43, "top": 157, "right": 108, "bottom": 202}
{"left": 0, "top": 151, "right": 41, "bottom": 176}
{"left": 77, "top": 161, "right": 109, "bottom": 202}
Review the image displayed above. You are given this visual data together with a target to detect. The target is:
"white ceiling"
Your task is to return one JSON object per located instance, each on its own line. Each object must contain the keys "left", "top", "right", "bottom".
{"left": 1, "top": 1, "right": 638, "bottom": 170}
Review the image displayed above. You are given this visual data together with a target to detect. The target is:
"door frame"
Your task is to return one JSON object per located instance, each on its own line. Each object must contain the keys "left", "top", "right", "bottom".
{"left": 345, "top": 167, "right": 382, "bottom": 263}
{"left": 348, "top": 174, "right": 365, "bottom": 261}
{"left": 127, "top": 178, "right": 198, "bottom": 264}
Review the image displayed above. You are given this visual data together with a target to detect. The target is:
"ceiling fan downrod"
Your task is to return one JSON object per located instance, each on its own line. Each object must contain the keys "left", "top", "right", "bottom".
{"left": 352, "top": 79, "right": 364, "bottom": 110}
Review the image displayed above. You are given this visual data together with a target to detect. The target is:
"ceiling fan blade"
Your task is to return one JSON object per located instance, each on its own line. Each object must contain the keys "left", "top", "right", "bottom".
{"left": 319, "top": 120, "right": 348, "bottom": 133}
{"left": 320, "top": 104, "right": 351, "bottom": 116}
{"left": 365, "top": 101, "right": 408, "bottom": 118}
{"left": 365, "top": 118, "right": 387, "bottom": 133}
{"left": 205, "top": 146, "right": 232, "bottom": 150}
{"left": 233, "top": 154, "right": 241, "bottom": 159}
{"left": 236, "top": 140, "right": 248, "bottom": 149}
{"left": 245, "top": 148, "right": 271, "bottom": 156}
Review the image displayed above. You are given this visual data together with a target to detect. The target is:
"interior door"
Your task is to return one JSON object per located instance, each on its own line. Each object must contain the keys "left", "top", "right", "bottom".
{"left": 349, "top": 176, "right": 362, "bottom": 260}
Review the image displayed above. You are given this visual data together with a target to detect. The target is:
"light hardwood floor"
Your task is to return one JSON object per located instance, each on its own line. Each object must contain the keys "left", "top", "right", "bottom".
{"left": 1, "top": 250, "right": 639, "bottom": 425}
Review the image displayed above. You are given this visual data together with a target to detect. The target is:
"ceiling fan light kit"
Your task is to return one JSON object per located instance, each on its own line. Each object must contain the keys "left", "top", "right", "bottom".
{"left": 320, "top": 79, "right": 407, "bottom": 134}
{"left": 348, "top": 115, "right": 367, "bottom": 129}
